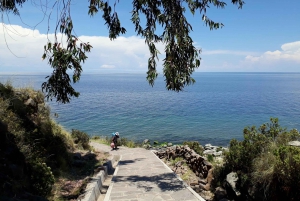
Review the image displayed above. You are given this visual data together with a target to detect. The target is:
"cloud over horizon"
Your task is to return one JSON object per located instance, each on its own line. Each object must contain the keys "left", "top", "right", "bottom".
{"left": 0, "top": 24, "right": 299, "bottom": 73}
{"left": 245, "top": 41, "right": 300, "bottom": 64}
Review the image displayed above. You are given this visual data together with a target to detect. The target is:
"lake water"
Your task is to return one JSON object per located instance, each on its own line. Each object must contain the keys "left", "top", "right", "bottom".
{"left": 1, "top": 72, "right": 300, "bottom": 146}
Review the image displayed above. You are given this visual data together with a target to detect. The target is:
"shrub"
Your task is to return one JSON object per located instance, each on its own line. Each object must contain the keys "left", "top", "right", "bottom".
{"left": 29, "top": 160, "right": 55, "bottom": 196}
{"left": 0, "top": 82, "right": 77, "bottom": 198}
{"left": 222, "top": 118, "right": 300, "bottom": 200}
{"left": 91, "top": 135, "right": 110, "bottom": 145}
{"left": 183, "top": 141, "right": 204, "bottom": 155}
{"left": 71, "top": 129, "right": 91, "bottom": 150}
{"left": 118, "top": 137, "right": 137, "bottom": 148}
{"left": 273, "top": 145, "right": 300, "bottom": 199}
{"left": 207, "top": 154, "right": 214, "bottom": 162}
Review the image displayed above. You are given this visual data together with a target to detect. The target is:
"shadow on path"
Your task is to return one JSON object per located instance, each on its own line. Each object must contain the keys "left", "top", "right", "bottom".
{"left": 112, "top": 172, "right": 185, "bottom": 192}
{"left": 118, "top": 158, "right": 145, "bottom": 166}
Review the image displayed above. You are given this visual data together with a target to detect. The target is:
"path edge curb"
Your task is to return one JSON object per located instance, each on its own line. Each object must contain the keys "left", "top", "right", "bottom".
{"left": 80, "top": 154, "right": 120, "bottom": 201}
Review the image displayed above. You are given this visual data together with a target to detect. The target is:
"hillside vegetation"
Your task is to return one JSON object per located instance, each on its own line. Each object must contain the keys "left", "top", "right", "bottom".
{"left": 0, "top": 82, "right": 102, "bottom": 200}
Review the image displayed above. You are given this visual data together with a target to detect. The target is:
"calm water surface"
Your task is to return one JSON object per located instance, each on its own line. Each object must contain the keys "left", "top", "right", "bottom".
{"left": 1, "top": 72, "right": 300, "bottom": 146}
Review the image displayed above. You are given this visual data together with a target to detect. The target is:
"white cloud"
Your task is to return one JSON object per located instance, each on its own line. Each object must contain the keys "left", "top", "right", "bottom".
{"left": 245, "top": 41, "right": 300, "bottom": 63}
{"left": 1, "top": 24, "right": 299, "bottom": 73}
{"left": 101, "top": 64, "right": 115, "bottom": 69}
{"left": 197, "top": 41, "right": 300, "bottom": 72}
{"left": 203, "top": 50, "right": 256, "bottom": 56}
{"left": 0, "top": 23, "right": 164, "bottom": 74}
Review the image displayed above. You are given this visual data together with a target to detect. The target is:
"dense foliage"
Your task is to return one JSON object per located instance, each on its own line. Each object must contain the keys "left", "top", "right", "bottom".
{"left": 1, "top": 0, "right": 244, "bottom": 103}
{"left": 71, "top": 129, "right": 91, "bottom": 150}
{"left": 0, "top": 82, "right": 76, "bottom": 199}
{"left": 219, "top": 118, "right": 300, "bottom": 200}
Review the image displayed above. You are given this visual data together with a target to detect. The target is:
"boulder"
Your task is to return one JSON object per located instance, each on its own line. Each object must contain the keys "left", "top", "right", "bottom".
{"left": 203, "top": 149, "right": 216, "bottom": 155}
{"left": 214, "top": 151, "right": 223, "bottom": 157}
{"left": 24, "top": 98, "right": 36, "bottom": 107}
{"left": 225, "top": 172, "right": 241, "bottom": 198}
{"left": 288, "top": 141, "right": 300, "bottom": 147}
{"left": 143, "top": 139, "right": 150, "bottom": 144}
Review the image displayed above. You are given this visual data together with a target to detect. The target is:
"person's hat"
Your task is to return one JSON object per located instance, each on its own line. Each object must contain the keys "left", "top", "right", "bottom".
{"left": 115, "top": 132, "right": 119, "bottom": 136}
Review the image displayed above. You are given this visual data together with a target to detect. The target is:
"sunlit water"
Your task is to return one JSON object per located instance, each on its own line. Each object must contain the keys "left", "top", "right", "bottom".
{"left": 1, "top": 72, "right": 300, "bottom": 146}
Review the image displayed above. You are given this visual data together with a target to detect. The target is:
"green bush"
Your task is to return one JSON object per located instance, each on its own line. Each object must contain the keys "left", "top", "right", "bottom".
{"left": 220, "top": 118, "right": 300, "bottom": 200}
{"left": 207, "top": 154, "right": 214, "bottom": 162}
{"left": 71, "top": 129, "right": 91, "bottom": 150}
{"left": 118, "top": 137, "right": 138, "bottom": 148}
{"left": 0, "top": 82, "right": 76, "bottom": 198}
{"left": 273, "top": 146, "right": 300, "bottom": 199}
{"left": 91, "top": 135, "right": 110, "bottom": 145}
{"left": 29, "top": 160, "right": 55, "bottom": 196}
{"left": 183, "top": 141, "right": 204, "bottom": 155}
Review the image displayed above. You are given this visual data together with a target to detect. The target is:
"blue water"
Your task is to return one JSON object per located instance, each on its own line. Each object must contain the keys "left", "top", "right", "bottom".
{"left": 1, "top": 72, "right": 300, "bottom": 146}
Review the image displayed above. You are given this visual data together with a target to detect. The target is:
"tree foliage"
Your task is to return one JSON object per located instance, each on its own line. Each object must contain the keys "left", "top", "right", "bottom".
{"left": 1, "top": 0, "right": 245, "bottom": 103}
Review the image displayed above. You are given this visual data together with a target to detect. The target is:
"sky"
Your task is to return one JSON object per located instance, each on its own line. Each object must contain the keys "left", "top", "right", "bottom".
{"left": 0, "top": 0, "right": 299, "bottom": 74}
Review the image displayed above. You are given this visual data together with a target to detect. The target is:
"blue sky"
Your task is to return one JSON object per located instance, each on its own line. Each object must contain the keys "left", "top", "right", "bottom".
{"left": 0, "top": 0, "right": 299, "bottom": 74}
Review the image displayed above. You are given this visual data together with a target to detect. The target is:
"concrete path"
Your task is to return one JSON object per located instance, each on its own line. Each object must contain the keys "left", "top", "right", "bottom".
{"left": 91, "top": 142, "right": 204, "bottom": 201}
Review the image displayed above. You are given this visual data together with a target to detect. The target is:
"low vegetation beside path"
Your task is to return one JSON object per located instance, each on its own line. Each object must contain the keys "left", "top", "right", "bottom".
{"left": 154, "top": 118, "right": 300, "bottom": 201}
{"left": 0, "top": 82, "right": 108, "bottom": 201}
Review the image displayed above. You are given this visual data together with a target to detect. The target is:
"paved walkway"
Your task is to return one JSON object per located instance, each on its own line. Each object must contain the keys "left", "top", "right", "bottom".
{"left": 91, "top": 142, "right": 204, "bottom": 201}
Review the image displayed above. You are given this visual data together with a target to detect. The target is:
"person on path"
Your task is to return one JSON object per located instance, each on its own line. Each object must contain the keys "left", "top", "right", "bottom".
{"left": 111, "top": 132, "right": 119, "bottom": 150}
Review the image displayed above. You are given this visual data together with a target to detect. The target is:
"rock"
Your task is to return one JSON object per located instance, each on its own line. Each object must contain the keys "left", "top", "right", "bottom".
{"left": 190, "top": 179, "right": 198, "bottom": 186}
{"left": 288, "top": 141, "right": 300, "bottom": 147}
{"left": 203, "top": 149, "right": 216, "bottom": 155}
{"left": 203, "top": 160, "right": 213, "bottom": 169}
{"left": 199, "top": 183, "right": 210, "bottom": 191}
{"left": 222, "top": 147, "right": 229, "bottom": 152}
{"left": 167, "top": 142, "right": 173, "bottom": 147}
{"left": 206, "top": 168, "right": 214, "bottom": 184}
{"left": 198, "top": 178, "right": 207, "bottom": 185}
{"left": 225, "top": 172, "right": 241, "bottom": 197}
{"left": 214, "top": 151, "right": 223, "bottom": 157}
{"left": 143, "top": 139, "right": 150, "bottom": 144}
{"left": 194, "top": 185, "right": 201, "bottom": 193}
{"left": 205, "top": 144, "right": 218, "bottom": 150}
{"left": 24, "top": 98, "right": 36, "bottom": 107}
{"left": 199, "top": 190, "right": 215, "bottom": 201}
{"left": 215, "top": 187, "right": 227, "bottom": 201}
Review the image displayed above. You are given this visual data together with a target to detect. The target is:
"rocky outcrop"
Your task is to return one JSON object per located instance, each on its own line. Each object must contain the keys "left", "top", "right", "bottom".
{"left": 155, "top": 145, "right": 214, "bottom": 192}
{"left": 224, "top": 172, "right": 241, "bottom": 199}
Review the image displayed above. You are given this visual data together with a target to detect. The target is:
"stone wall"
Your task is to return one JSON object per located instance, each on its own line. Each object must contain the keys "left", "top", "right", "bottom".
{"left": 155, "top": 145, "right": 214, "bottom": 192}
